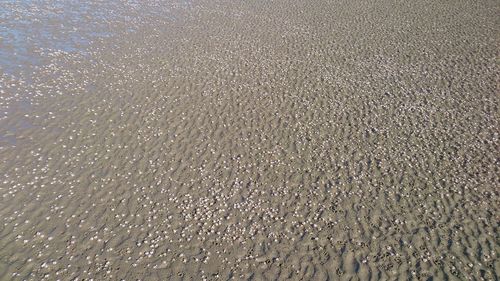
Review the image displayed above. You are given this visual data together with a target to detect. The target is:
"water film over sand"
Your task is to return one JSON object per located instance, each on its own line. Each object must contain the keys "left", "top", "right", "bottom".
{"left": 0, "top": 0, "right": 499, "bottom": 280}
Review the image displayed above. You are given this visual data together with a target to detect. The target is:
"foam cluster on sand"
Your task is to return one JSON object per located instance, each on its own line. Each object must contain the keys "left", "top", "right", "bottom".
{"left": 0, "top": 0, "right": 499, "bottom": 280}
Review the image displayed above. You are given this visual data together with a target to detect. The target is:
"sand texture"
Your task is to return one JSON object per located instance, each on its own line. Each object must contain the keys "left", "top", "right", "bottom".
{"left": 0, "top": 0, "right": 499, "bottom": 280}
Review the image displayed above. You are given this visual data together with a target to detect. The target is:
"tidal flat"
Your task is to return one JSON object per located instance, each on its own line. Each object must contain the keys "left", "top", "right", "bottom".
{"left": 0, "top": 0, "right": 499, "bottom": 280}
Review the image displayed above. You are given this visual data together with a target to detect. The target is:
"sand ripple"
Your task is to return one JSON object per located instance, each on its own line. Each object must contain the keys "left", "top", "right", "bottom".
{"left": 0, "top": 0, "right": 499, "bottom": 280}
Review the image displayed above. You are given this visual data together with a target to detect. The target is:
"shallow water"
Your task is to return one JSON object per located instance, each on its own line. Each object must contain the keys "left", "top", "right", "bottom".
{"left": 0, "top": 0, "right": 185, "bottom": 75}
{"left": 1, "top": 0, "right": 108, "bottom": 75}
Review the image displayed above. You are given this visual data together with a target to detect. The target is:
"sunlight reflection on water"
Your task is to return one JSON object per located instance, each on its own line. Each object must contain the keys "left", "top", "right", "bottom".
{"left": 0, "top": 0, "right": 182, "bottom": 75}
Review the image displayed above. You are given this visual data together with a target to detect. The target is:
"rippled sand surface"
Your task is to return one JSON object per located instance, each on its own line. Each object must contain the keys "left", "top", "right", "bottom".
{"left": 1, "top": 0, "right": 499, "bottom": 280}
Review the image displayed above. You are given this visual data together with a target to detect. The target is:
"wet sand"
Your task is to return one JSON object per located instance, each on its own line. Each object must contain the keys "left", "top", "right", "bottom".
{"left": 0, "top": 0, "right": 499, "bottom": 280}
